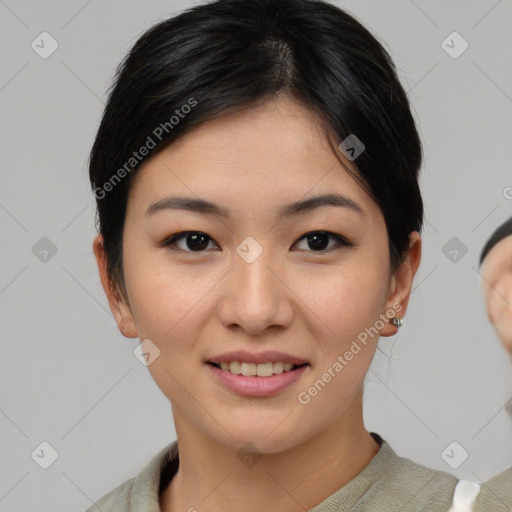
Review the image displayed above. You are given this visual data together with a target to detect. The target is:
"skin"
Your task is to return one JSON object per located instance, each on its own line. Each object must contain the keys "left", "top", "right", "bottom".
{"left": 480, "top": 234, "right": 512, "bottom": 354}
{"left": 93, "top": 94, "right": 421, "bottom": 512}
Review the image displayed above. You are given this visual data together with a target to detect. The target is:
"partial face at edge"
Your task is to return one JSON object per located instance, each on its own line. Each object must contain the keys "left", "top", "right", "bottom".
{"left": 98, "top": 94, "right": 420, "bottom": 452}
{"left": 481, "top": 235, "right": 512, "bottom": 353}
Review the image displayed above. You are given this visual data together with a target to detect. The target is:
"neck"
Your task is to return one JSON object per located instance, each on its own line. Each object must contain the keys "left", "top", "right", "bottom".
{"left": 160, "top": 395, "right": 381, "bottom": 512}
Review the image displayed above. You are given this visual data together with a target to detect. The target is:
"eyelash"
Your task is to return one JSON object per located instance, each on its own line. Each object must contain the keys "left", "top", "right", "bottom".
{"left": 159, "top": 230, "right": 352, "bottom": 254}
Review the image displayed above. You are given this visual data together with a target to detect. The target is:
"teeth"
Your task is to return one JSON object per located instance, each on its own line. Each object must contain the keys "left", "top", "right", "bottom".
{"left": 214, "top": 361, "right": 302, "bottom": 377}
{"left": 240, "top": 362, "right": 256, "bottom": 376}
{"left": 229, "top": 361, "right": 241, "bottom": 374}
{"left": 256, "top": 362, "right": 273, "bottom": 377}
{"left": 273, "top": 362, "right": 284, "bottom": 374}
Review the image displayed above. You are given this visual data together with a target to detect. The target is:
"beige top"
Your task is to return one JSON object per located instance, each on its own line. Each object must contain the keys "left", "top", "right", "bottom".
{"left": 473, "top": 466, "right": 512, "bottom": 512}
{"left": 84, "top": 432, "right": 504, "bottom": 511}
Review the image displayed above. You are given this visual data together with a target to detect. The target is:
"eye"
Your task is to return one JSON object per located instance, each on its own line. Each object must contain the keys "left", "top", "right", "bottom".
{"left": 160, "top": 230, "right": 350, "bottom": 253}
{"left": 161, "top": 231, "right": 219, "bottom": 252}
{"left": 293, "top": 231, "right": 351, "bottom": 252}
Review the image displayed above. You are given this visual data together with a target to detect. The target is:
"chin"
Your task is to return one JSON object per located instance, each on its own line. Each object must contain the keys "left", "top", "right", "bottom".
{"left": 216, "top": 421, "right": 309, "bottom": 454}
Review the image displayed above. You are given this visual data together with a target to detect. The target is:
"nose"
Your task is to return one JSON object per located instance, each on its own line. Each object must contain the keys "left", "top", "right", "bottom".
{"left": 216, "top": 244, "right": 294, "bottom": 335}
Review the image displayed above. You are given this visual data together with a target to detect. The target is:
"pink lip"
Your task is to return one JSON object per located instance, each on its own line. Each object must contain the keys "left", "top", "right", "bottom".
{"left": 206, "top": 363, "right": 308, "bottom": 397}
{"left": 205, "top": 350, "right": 309, "bottom": 365}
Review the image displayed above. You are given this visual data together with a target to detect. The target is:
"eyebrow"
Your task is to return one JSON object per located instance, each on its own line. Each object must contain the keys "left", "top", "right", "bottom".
{"left": 145, "top": 193, "right": 365, "bottom": 220}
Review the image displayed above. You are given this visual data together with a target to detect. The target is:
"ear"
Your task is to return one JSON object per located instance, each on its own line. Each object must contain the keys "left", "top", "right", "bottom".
{"left": 93, "top": 234, "right": 139, "bottom": 338}
{"left": 380, "top": 231, "right": 422, "bottom": 337}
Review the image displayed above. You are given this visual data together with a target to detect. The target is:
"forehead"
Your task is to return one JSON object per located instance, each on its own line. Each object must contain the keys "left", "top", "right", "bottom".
{"left": 168, "top": 94, "right": 334, "bottom": 157}
{"left": 127, "top": 95, "right": 381, "bottom": 224}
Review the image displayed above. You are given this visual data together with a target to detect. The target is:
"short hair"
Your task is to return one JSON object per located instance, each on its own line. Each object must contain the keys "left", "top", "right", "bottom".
{"left": 88, "top": 0, "right": 424, "bottom": 299}
{"left": 479, "top": 216, "right": 512, "bottom": 267}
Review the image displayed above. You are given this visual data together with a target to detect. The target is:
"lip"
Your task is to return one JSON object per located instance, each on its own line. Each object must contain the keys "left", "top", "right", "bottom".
{"left": 206, "top": 362, "right": 309, "bottom": 397}
{"left": 205, "top": 350, "right": 309, "bottom": 365}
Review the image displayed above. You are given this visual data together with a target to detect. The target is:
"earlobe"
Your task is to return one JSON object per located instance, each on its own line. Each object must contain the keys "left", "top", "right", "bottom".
{"left": 92, "top": 234, "right": 139, "bottom": 339}
{"left": 380, "top": 232, "right": 422, "bottom": 338}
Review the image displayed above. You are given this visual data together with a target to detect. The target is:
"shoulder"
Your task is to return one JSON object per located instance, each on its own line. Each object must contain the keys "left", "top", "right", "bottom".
{"left": 356, "top": 434, "right": 461, "bottom": 511}
{"left": 474, "top": 467, "right": 512, "bottom": 512}
{"left": 83, "top": 441, "right": 179, "bottom": 512}
{"left": 379, "top": 443, "right": 460, "bottom": 509}
{"left": 83, "top": 477, "right": 135, "bottom": 512}
{"left": 383, "top": 444, "right": 458, "bottom": 484}
{"left": 313, "top": 433, "right": 462, "bottom": 511}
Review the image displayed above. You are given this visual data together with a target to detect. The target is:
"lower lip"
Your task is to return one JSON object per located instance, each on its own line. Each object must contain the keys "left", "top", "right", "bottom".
{"left": 206, "top": 363, "right": 308, "bottom": 397}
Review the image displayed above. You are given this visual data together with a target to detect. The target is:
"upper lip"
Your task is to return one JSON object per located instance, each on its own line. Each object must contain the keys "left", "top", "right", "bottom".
{"left": 206, "top": 350, "right": 309, "bottom": 365}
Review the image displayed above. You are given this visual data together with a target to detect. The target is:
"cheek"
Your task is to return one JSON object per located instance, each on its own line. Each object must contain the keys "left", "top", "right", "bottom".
{"left": 486, "top": 274, "right": 512, "bottom": 349}
{"left": 291, "top": 259, "right": 389, "bottom": 345}
{"left": 291, "top": 264, "right": 387, "bottom": 425}
{"left": 487, "top": 274, "right": 512, "bottom": 323}
{"left": 123, "top": 242, "right": 221, "bottom": 340}
{"left": 123, "top": 259, "right": 216, "bottom": 404}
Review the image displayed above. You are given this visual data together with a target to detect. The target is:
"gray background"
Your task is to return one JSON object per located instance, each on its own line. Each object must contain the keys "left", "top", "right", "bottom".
{"left": 1, "top": 0, "right": 511, "bottom": 510}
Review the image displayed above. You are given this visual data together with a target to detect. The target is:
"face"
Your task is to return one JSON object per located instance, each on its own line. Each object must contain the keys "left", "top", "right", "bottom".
{"left": 481, "top": 235, "right": 512, "bottom": 353}
{"left": 94, "top": 94, "right": 420, "bottom": 453}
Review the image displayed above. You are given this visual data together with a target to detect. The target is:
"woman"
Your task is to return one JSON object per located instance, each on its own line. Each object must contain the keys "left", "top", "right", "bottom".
{"left": 86, "top": 0, "right": 488, "bottom": 509}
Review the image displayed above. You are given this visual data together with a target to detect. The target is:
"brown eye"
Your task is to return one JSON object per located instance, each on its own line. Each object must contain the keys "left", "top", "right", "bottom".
{"left": 160, "top": 230, "right": 351, "bottom": 254}
{"left": 162, "top": 231, "right": 219, "bottom": 252}
{"left": 293, "top": 231, "right": 350, "bottom": 252}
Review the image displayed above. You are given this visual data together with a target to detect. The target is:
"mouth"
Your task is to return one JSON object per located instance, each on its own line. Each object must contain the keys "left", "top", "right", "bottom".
{"left": 206, "top": 361, "right": 309, "bottom": 377}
